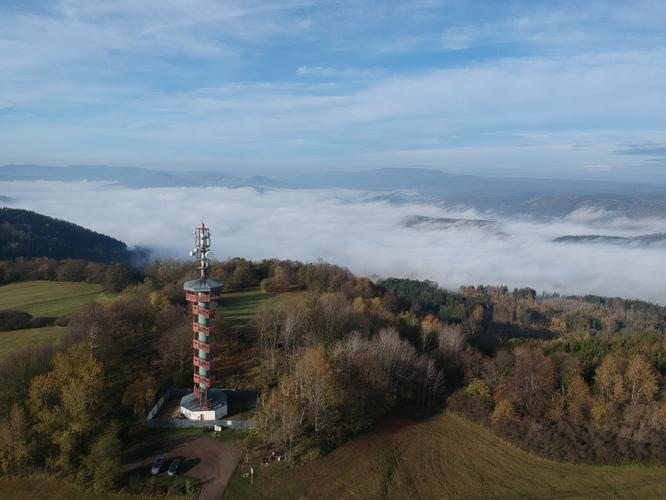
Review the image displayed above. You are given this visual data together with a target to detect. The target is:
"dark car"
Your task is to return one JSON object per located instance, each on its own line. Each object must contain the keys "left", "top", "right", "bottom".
{"left": 168, "top": 458, "right": 182, "bottom": 477}
{"left": 150, "top": 457, "right": 165, "bottom": 475}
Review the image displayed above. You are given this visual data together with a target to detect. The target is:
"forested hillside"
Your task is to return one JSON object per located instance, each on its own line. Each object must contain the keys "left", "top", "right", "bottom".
{"left": 1, "top": 255, "right": 666, "bottom": 497}
{"left": 0, "top": 208, "right": 137, "bottom": 264}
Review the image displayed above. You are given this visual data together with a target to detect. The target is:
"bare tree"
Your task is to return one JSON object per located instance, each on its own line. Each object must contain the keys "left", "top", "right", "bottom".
{"left": 294, "top": 346, "right": 337, "bottom": 434}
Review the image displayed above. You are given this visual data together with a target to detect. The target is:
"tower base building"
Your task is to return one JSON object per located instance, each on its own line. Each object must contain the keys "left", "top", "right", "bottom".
{"left": 179, "top": 389, "right": 228, "bottom": 420}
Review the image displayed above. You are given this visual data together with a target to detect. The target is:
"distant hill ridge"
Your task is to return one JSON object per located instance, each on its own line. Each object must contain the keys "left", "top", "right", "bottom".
{"left": 554, "top": 233, "right": 666, "bottom": 246}
{"left": 402, "top": 214, "right": 503, "bottom": 232}
{"left": 4, "top": 164, "right": 666, "bottom": 218}
{"left": 0, "top": 164, "right": 297, "bottom": 190}
{"left": 0, "top": 207, "right": 137, "bottom": 263}
{"left": 3, "top": 164, "right": 665, "bottom": 194}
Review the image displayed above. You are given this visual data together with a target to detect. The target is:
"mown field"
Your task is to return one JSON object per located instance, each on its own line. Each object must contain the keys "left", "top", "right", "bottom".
{"left": 225, "top": 412, "right": 666, "bottom": 500}
{"left": 0, "top": 477, "right": 187, "bottom": 500}
{"left": 214, "top": 288, "right": 304, "bottom": 383}
{"left": 0, "top": 280, "right": 112, "bottom": 318}
{"left": 0, "top": 281, "right": 115, "bottom": 360}
{"left": 217, "top": 288, "right": 301, "bottom": 328}
{"left": 0, "top": 326, "right": 68, "bottom": 361}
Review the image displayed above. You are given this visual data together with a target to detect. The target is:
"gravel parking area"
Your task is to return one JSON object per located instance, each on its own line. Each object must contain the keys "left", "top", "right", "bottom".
{"left": 129, "top": 437, "right": 241, "bottom": 500}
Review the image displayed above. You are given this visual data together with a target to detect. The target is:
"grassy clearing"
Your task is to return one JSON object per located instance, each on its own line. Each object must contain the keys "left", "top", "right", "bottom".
{"left": 0, "top": 326, "right": 68, "bottom": 361}
{"left": 0, "top": 281, "right": 112, "bottom": 360}
{"left": 0, "top": 281, "right": 113, "bottom": 318}
{"left": 215, "top": 288, "right": 304, "bottom": 382}
{"left": 0, "top": 477, "right": 187, "bottom": 500}
{"left": 225, "top": 412, "right": 666, "bottom": 500}
{"left": 217, "top": 288, "right": 288, "bottom": 329}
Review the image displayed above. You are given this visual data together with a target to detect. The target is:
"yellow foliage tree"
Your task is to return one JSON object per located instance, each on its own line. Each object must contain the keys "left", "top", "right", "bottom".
{"left": 491, "top": 399, "right": 517, "bottom": 427}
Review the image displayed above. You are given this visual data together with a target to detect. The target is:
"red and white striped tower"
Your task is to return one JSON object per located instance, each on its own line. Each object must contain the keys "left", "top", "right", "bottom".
{"left": 183, "top": 223, "right": 224, "bottom": 410}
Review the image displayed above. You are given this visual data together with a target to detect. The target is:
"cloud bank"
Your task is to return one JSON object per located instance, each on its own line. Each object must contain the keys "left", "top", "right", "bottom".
{"left": 4, "top": 181, "right": 666, "bottom": 304}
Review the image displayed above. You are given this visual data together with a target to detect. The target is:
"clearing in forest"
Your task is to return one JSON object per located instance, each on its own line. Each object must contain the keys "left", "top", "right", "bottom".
{"left": 0, "top": 326, "right": 68, "bottom": 361}
{"left": 0, "top": 281, "right": 114, "bottom": 360}
{"left": 0, "top": 280, "right": 112, "bottom": 319}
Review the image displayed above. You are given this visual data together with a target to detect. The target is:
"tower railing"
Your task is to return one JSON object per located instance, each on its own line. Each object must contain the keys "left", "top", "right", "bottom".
{"left": 192, "top": 338, "right": 213, "bottom": 353}
{"left": 185, "top": 291, "right": 221, "bottom": 303}
{"left": 193, "top": 355, "right": 214, "bottom": 371}
{"left": 192, "top": 305, "right": 215, "bottom": 318}
{"left": 193, "top": 373, "right": 215, "bottom": 387}
{"left": 192, "top": 322, "right": 212, "bottom": 336}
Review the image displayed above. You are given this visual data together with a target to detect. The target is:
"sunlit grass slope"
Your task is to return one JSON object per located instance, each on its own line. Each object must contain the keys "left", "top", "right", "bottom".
{"left": 217, "top": 288, "right": 303, "bottom": 329}
{"left": 0, "top": 280, "right": 112, "bottom": 318}
{"left": 0, "top": 326, "right": 68, "bottom": 361}
{"left": 226, "top": 412, "right": 666, "bottom": 500}
{"left": 0, "top": 281, "right": 114, "bottom": 360}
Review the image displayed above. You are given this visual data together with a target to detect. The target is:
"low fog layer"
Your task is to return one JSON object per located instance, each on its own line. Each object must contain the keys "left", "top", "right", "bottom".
{"left": 3, "top": 181, "right": 666, "bottom": 304}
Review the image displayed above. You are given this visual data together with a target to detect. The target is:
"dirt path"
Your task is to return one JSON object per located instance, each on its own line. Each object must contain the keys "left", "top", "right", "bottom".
{"left": 128, "top": 437, "right": 241, "bottom": 500}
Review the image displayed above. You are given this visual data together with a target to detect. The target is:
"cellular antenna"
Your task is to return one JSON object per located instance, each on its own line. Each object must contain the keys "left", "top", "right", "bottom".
{"left": 192, "top": 222, "right": 211, "bottom": 280}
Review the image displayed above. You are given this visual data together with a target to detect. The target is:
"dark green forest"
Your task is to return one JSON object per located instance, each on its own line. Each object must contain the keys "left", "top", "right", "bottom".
{"left": 0, "top": 208, "right": 141, "bottom": 264}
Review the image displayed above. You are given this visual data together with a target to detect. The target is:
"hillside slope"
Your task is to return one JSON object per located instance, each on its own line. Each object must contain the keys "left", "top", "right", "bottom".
{"left": 226, "top": 412, "right": 666, "bottom": 499}
{"left": 0, "top": 281, "right": 112, "bottom": 318}
{"left": 0, "top": 207, "right": 133, "bottom": 263}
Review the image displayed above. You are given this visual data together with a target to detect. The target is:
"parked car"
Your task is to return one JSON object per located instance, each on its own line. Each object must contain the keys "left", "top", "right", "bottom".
{"left": 150, "top": 457, "right": 165, "bottom": 475}
{"left": 168, "top": 458, "right": 182, "bottom": 476}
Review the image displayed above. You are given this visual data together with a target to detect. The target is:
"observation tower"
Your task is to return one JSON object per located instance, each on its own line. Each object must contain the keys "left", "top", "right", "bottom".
{"left": 179, "top": 223, "right": 227, "bottom": 420}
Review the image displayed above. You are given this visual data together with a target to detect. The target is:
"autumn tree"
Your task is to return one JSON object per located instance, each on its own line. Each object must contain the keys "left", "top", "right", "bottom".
{"left": 549, "top": 352, "right": 590, "bottom": 423}
{"left": 595, "top": 353, "right": 628, "bottom": 406}
{"left": 420, "top": 314, "right": 442, "bottom": 353}
{"left": 253, "top": 390, "right": 279, "bottom": 451}
{"left": 85, "top": 427, "right": 123, "bottom": 492}
{"left": 294, "top": 346, "right": 338, "bottom": 435}
{"left": 0, "top": 405, "right": 31, "bottom": 475}
{"left": 499, "top": 348, "right": 555, "bottom": 417}
{"left": 28, "top": 343, "right": 107, "bottom": 473}
{"left": 122, "top": 375, "right": 158, "bottom": 419}
{"left": 626, "top": 354, "right": 659, "bottom": 406}
{"left": 275, "top": 376, "right": 303, "bottom": 459}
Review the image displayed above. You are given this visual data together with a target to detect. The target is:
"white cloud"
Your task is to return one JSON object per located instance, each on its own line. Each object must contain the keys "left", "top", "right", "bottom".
{"left": 295, "top": 66, "right": 383, "bottom": 79}
{"left": 4, "top": 181, "right": 666, "bottom": 304}
{"left": 1, "top": 1, "right": 665, "bottom": 177}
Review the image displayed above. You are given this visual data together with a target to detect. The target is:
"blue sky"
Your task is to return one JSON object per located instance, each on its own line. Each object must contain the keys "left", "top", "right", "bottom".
{"left": 0, "top": 0, "right": 665, "bottom": 180}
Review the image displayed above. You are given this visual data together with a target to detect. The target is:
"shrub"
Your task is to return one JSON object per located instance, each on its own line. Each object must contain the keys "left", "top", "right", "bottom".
{"left": 465, "top": 378, "right": 491, "bottom": 398}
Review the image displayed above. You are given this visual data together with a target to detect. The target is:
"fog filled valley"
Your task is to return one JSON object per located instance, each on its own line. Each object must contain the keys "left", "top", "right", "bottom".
{"left": 4, "top": 176, "right": 666, "bottom": 304}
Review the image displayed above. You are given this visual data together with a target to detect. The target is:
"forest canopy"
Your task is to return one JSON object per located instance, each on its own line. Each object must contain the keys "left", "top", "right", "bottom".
{"left": 0, "top": 208, "right": 141, "bottom": 264}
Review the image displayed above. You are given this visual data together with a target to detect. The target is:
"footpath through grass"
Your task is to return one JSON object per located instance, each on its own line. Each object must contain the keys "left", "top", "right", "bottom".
{"left": 225, "top": 411, "right": 666, "bottom": 500}
{"left": 0, "top": 326, "right": 68, "bottom": 361}
{"left": 0, "top": 280, "right": 112, "bottom": 319}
